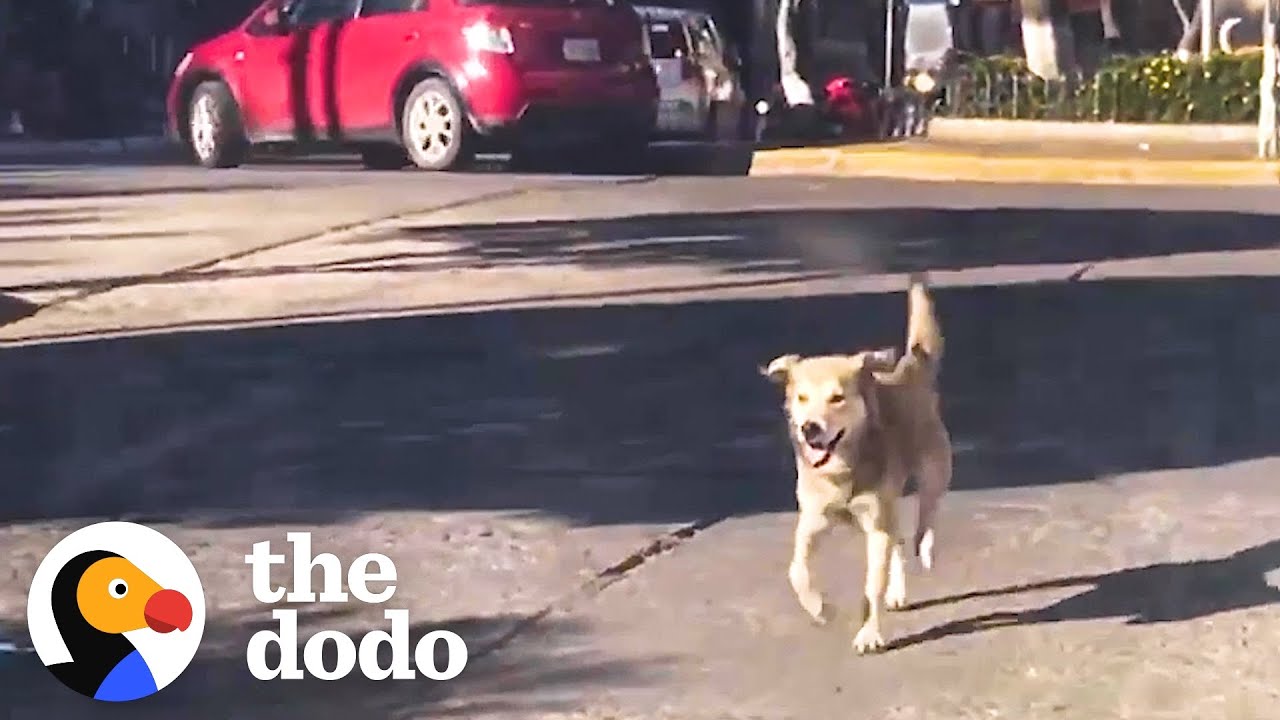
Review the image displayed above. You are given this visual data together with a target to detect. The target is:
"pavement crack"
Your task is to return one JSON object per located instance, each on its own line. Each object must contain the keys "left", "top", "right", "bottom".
{"left": 469, "top": 517, "right": 719, "bottom": 660}
{"left": 585, "top": 518, "right": 713, "bottom": 595}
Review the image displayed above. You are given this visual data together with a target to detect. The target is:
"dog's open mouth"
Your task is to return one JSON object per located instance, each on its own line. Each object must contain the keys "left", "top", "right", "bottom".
{"left": 804, "top": 429, "right": 846, "bottom": 468}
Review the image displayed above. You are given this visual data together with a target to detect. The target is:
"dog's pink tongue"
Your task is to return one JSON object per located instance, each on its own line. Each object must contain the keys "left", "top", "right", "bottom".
{"left": 803, "top": 445, "right": 829, "bottom": 466}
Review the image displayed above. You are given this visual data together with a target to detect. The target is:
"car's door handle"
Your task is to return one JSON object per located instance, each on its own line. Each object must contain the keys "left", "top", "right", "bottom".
{"left": 404, "top": 31, "right": 420, "bottom": 41}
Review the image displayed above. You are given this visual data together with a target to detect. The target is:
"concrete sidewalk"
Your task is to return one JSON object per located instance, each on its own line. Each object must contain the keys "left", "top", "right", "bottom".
{"left": 750, "top": 120, "right": 1280, "bottom": 185}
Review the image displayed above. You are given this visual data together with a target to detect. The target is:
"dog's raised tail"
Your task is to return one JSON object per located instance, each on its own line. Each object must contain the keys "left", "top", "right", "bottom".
{"left": 906, "top": 272, "right": 942, "bottom": 365}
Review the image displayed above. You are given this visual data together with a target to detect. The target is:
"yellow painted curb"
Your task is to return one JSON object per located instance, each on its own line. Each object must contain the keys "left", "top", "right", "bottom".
{"left": 749, "top": 146, "right": 1280, "bottom": 185}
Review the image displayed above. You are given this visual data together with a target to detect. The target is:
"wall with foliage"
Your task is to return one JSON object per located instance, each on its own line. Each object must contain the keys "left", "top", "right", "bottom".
{"left": 939, "top": 51, "right": 1264, "bottom": 123}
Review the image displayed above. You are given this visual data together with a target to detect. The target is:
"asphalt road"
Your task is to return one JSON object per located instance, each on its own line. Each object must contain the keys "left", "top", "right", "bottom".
{"left": 2, "top": 158, "right": 1279, "bottom": 719}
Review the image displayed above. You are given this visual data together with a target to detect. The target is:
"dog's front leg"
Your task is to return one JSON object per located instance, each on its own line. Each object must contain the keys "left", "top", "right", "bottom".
{"left": 789, "top": 509, "right": 832, "bottom": 624}
{"left": 852, "top": 499, "right": 896, "bottom": 654}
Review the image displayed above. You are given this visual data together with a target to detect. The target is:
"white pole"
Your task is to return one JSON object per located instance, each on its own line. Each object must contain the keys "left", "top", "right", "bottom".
{"left": 1200, "top": 0, "right": 1213, "bottom": 60}
{"left": 884, "top": 0, "right": 895, "bottom": 89}
{"left": 1259, "top": 0, "right": 1278, "bottom": 158}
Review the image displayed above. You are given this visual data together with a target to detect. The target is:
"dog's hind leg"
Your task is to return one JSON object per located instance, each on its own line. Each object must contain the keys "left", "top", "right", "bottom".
{"left": 886, "top": 539, "right": 908, "bottom": 610}
{"left": 914, "top": 449, "right": 952, "bottom": 571}
{"left": 789, "top": 509, "right": 833, "bottom": 624}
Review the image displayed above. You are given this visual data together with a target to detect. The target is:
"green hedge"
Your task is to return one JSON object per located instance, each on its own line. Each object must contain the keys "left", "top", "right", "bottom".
{"left": 939, "top": 51, "right": 1264, "bottom": 123}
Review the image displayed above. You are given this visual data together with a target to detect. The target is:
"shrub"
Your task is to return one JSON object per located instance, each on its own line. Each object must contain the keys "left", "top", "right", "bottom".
{"left": 938, "top": 51, "right": 1264, "bottom": 123}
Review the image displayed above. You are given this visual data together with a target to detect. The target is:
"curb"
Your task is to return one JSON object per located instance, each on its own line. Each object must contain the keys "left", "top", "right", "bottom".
{"left": 0, "top": 136, "right": 173, "bottom": 162}
{"left": 749, "top": 145, "right": 1280, "bottom": 185}
{"left": 926, "top": 118, "right": 1256, "bottom": 144}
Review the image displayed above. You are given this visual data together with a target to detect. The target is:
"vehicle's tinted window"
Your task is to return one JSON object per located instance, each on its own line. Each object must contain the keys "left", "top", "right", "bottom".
{"left": 287, "top": 0, "right": 359, "bottom": 25}
{"left": 645, "top": 21, "right": 687, "bottom": 59}
{"left": 458, "top": 0, "right": 623, "bottom": 6}
{"left": 360, "top": 0, "right": 425, "bottom": 16}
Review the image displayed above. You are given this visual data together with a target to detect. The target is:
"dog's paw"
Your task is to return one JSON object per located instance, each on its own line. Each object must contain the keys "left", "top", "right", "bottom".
{"left": 885, "top": 583, "right": 908, "bottom": 612}
{"left": 852, "top": 623, "right": 888, "bottom": 655}
{"left": 796, "top": 589, "right": 829, "bottom": 625}
{"left": 915, "top": 529, "right": 936, "bottom": 571}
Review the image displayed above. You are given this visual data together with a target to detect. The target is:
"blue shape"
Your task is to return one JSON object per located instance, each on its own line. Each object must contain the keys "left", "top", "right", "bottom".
{"left": 94, "top": 650, "right": 159, "bottom": 702}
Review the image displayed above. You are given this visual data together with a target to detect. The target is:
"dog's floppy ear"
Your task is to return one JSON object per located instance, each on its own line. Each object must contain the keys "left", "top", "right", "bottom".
{"left": 761, "top": 354, "right": 800, "bottom": 385}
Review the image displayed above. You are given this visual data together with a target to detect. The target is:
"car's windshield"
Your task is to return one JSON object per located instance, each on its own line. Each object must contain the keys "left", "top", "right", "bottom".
{"left": 645, "top": 21, "right": 687, "bottom": 59}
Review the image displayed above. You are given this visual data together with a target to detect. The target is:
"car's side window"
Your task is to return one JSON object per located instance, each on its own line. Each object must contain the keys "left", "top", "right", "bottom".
{"left": 360, "top": 0, "right": 426, "bottom": 17}
{"left": 284, "top": 0, "right": 359, "bottom": 27}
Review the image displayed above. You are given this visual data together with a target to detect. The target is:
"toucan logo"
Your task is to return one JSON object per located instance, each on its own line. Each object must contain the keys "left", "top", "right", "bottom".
{"left": 26, "top": 521, "right": 206, "bottom": 702}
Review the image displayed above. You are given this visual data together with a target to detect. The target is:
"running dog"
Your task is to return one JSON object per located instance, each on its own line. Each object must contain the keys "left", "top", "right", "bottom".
{"left": 761, "top": 274, "right": 952, "bottom": 654}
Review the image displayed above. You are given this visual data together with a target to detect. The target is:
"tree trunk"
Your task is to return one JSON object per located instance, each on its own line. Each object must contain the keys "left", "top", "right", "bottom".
{"left": 1176, "top": 0, "right": 1200, "bottom": 55}
{"left": 1020, "top": 0, "right": 1065, "bottom": 78}
{"left": 777, "top": 0, "right": 815, "bottom": 105}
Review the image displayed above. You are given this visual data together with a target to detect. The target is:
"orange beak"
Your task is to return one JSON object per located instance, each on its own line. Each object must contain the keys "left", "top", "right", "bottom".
{"left": 143, "top": 588, "right": 192, "bottom": 633}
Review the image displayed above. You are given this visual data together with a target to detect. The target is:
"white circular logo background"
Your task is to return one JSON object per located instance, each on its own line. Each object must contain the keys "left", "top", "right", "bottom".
{"left": 26, "top": 521, "right": 206, "bottom": 695}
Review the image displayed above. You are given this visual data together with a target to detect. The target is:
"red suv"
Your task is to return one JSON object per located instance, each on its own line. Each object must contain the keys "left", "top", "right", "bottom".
{"left": 167, "top": 0, "right": 658, "bottom": 171}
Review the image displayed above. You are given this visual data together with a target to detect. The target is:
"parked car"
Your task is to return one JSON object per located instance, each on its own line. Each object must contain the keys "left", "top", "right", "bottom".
{"left": 634, "top": 5, "right": 744, "bottom": 140}
{"left": 167, "top": 0, "right": 658, "bottom": 171}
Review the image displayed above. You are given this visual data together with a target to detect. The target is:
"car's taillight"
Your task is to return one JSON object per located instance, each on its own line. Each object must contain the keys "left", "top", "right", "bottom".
{"left": 462, "top": 21, "right": 514, "bottom": 54}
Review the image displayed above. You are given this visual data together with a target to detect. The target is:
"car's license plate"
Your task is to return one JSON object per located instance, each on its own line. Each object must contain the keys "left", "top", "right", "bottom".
{"left": 562, "top": 38, "right": 601, "bottom": 62}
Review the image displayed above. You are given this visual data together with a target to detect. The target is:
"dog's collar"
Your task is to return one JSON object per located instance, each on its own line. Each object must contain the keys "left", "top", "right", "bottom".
{"left": 809, "top": 429, "right": 846, "bottom": 469}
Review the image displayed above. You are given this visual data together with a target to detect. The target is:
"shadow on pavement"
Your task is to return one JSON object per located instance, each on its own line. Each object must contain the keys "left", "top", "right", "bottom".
{"left": 893, "top": 538, "right": 1280, "bottom": 650}
{"left": 7, "top": 205, "right": 1278, "bottom": 299}
{"left": 0, "top": 140, "right": 755, "bottom": 177}
{"left": 3, "top": 273, "right": 1280, "bottom": 528}
{"left": 1, "top": 607, "right": 665, "bottom": 720}
{"left": 0, "top": 182, "right": 279, "bottom": 201}
{"left": 394, "top": 207, "right": 1280, "bottom": 276}
{"left": 0, "top": 293, "right": 38, "bottom": 325}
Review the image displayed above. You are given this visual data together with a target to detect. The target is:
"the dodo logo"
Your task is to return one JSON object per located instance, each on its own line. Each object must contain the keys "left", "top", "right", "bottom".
{"left": 26, "top": 521, "right": 206, "bottom": 702}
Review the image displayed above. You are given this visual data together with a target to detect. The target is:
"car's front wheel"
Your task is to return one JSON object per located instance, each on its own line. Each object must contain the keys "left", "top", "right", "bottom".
{"left": 188, "top": 81, "right": 248, "bottom": 169}
{"left": 400, "top": 78, "right": 473, "bottom": 171}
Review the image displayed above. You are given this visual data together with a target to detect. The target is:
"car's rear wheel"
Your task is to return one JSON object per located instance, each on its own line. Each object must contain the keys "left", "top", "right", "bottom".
{"left": 188, "top": 81, "right": 248, "bottom": 169}
{"left": 359, "top": 143, "right": 410, "bottom": 170}
{"left": 400, "top": 78, "right": 473, "bottom": 171}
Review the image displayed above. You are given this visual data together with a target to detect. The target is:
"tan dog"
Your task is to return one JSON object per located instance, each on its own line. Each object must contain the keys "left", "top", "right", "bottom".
{"left": 762, "top": 275, "right": 952, "bottom": 654}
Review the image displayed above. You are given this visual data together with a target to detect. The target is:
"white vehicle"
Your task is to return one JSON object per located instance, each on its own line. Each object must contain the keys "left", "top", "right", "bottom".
{"left": 635, "top": 5, "right": 745, "bottom": 140}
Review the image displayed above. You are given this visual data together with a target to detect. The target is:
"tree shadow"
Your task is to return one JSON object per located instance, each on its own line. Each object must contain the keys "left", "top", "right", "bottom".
{"left": 390, "top": 206, "right": 1280, "bottom": 276}
{"left": 0, "top": 182, "right": 278, "bottom": 201}
{"left": 3, "top": 272, "right": 1280, "bottom": 528}
{"left": 289, "top": 25, "right": 316, "bottom": 144}
{"left": 0, "top": 292, "right": 38, "bottom": 326}
{"left": 892, "top": 538, "right": 1280, "bottom": 650}
{"left": 7, "top": 204, "right": 1277, "bottom": 299}
{"left": 1, "top": 606, "right": 664, "bottom": 719}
